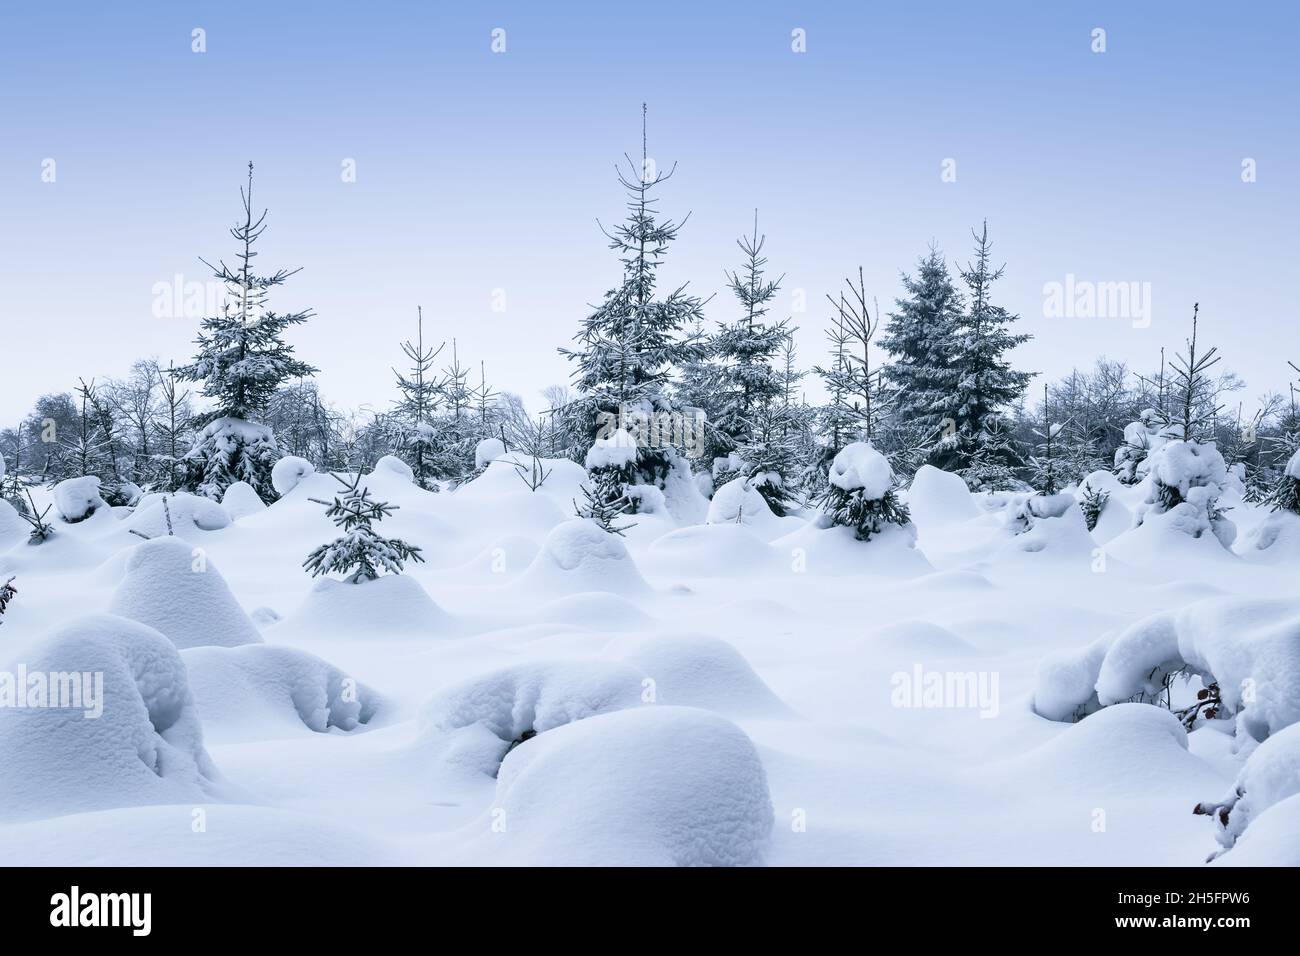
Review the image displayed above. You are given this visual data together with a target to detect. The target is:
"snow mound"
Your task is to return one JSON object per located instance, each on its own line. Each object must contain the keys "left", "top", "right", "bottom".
{"left": 53, "top": 476, "right": 105, "bottom": 522}
{"left": 644, "top": 523, "right": 782, "bottom": 577}
{"left": 1239, "top": 511, "right": 1300, "bottom": 561}
{"left": 421, "top": 659, "right": 645, "bottom": 741}
{"left": 585, "top": 428, "right": 638, "bottom": 470}
{"left": 862, "top": 620, "right": 981, "bottom": 659}
{"left": 828, "top": 442, "right": 893, "bottom": 499}
{"left": 0, "top": 498, "right": 25, "bottom": 549}
{"left": 108, "top": 537, "right": 261, "bottom": 649}
{"left": 372, "top": 454, "right": 415, "bottom": 484}
{"left": 221, "top": 481, "right": 265, "bottom": 520}
{"left": 271, "top": 455, "right": 315, "bottom": 496}
{"left": 1000, "top": 492, "right": 1094, "bottom": 555}
{"left": 474, "top": 437, "right": 507, "bottom": 470}
{"left": 182, "top": 644, "right": 383, "bottom": 743}
{"left": 0, "top": 614, "right": 223, "bottom": 822}
{"left": 513, "top": 518, "right": 650, "bottom": 596}
{"left": 1195, "top": 721, "right": 1300, "bottom": 857}
{"left": 285, "top": 573, "right": 454, "bottom": 638}
{"left": 604, "top": 633, "right": 790, "bottom": 717}
{"left": 1033, "top": 637, "right": 1110, "bottom": 722}
{"left": 906, "top": 465, "right": 977, "bottom": 525}
{"left": 1039, "top": 598, "right": 1300, "bottom": 741}
{"left": 481, "top": 706, "right": 773, "bottom": 866}
{"left": 126, "top": 491, "right": 231, "bottom": 538}
{"left": 706, "top": 475, "right": 778, "bottom": 527}
{"left": 773, "top": 520, "right": 929, "bottom": 577}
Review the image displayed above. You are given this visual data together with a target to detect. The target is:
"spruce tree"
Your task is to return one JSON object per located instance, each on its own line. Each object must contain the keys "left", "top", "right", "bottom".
{"left": 878, "top": 246, "right": 965, "bottom": 443}
{"left": 304, "top": 473, "right": 424, "bottom": 583}
{"left": 559, "top": 104, "right": 705, "bottom": 494}
{"left": 948, "top": 221, "right": 1033, "bottom": 474}
{"left": 392, "top": 305, "right": 448, "bottom": 490}
{"left": 177, "top": 163, "right": 316, "bottom": 500}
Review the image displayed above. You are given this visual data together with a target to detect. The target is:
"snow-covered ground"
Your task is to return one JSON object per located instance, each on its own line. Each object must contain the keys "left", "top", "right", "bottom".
{"left": 1, "top": 453, "right": 1296, "bottom": 866}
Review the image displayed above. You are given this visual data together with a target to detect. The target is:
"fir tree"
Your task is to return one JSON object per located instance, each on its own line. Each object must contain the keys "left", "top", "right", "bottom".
{"left": 946, "top": 221, "right": 1033, "bottom": 469}
{"left": 391, "top": 305, "right": 448, "bottom": 490}
{"left": 878, "top": 246, "right": 965, "bottom": 444}
{"left": 304, "top": 473, "right": 425, "bottom": 583}
{"left": 559, "top": 104, "right": 705, "bottom": 486}
{"left": 177, "top": 163, "right": 316, "bottom": 500}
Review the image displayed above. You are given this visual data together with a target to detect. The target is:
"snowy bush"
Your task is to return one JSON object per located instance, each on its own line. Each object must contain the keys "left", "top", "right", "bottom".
{"left": 126, "top": 491, "right": 231, "bottom": 539}
{"left": 271, "top": 455, "right": 315, "bottom": 496}
{"left": 821, "top": 443, "right": 910, "bottom": 542}
{"left": 373, "top": 454, "right": 415, "bottom": 484}
{"left": 1004, "top": 491, "right": 1074, "bottom": 535}
{"left": 474, "top": 437, "right": 507, "bottom": 470}
{"left": 706, "top": 474, "right": 778, "bottom": 527}
{"left": 52, "top": 476, "right": 105, "bottom": 523}
{"left": 1132, "top": 439, "right": 1236, "bottom": 547}
{"left": 515, "top": 518, "right": 649, "bottom": 596}
{"left": 183, "top": 416, "right": 279, "bottom": 502}
{"left": 221, "top": 480, "right": 266, "bottom": 520}
{"left": 1114, "top": 408, "right": 1178, "bottom": 485}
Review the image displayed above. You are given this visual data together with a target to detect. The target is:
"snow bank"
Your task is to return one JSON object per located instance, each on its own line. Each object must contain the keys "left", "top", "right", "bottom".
{"left": 999, "top": 492, "right": 1094, "bottom": 555}
{"left": 479, "top": 706, "right": 773, "bottom": 865}
{"left": 1239, "top": 511, "right": 1300, "bottom": 561}
{"left": 644, "top": 523, "right": 782, "bottom": 578}
{"left": 221, "top": 481, "right": 266, "bottom": 520}
{"left": 52, "top": 476, "right": 105, "bottom": 522}
{"left": 126, "top": 491, "right": 231, "bottom": 538}
{"left": 108, "top": 537, "right": 262, "bottom": 649}
{"left": 906, "top": 465, "right": 977, "bottom": 525}
{"left": 512, "top": 518, "right": 650, "bottom": 597}
{"left": 271, "top": 455, "right": 315, "bottom": 496}
{"left": 706, "top": 475, "right": 778, "bottom": 527}
{"left": 0, "top": 614, "right": 222, "bottom": 822}
{"left": 285, "top": 573, "right": 454, "bottom": 638}
{"left": 828, "top": 442, "right": 893, "bottom": 499}
{"left": 604, "top": 634, "right": 790, "bottom": 717}
{"left": 182, "top": 644, "right": 383, "bottom": 743}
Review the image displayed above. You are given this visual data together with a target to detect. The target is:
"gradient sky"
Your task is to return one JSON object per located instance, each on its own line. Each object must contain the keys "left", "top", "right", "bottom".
{"left": 2, "top": 1, "right": 1297, "bottom": 422}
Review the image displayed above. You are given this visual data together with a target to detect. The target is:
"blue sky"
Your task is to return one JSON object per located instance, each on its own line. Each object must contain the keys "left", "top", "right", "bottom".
{"left": 2, "top": 1, "right": 1297, "bottom": 419}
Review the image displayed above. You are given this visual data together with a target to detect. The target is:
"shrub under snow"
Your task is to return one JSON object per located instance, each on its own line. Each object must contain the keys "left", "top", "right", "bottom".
{"left": 1132, "top": 439, "right": 1236, "bottom": 547}
{"left": 271, "top": 455, "right": 315, "bottom": 496}
{"left": 52, "top": 476, "right": 106, "bottom": 523}
{"left": 1195, "top": 721, "right": 1300, "bottom": 859}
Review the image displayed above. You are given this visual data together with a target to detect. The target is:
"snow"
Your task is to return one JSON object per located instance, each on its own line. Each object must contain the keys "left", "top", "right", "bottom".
{"left": 474, "top": 437, "right": 507, "bottom": 469}
{"left": 3, "top": 456, "right": 1298, "bottom": 866}
{"left": 108, "top": 537, "right": 263, "bottom": 649}
{"left": 373, "top": 454, "right": 415, "bottom": 484}
{"left": 0, "top": 614, "right": 224, "bottom": 822}
{"left": 706, "top": 475, "right": 778, "bottom": 527}
{"left": 1288, "top": 448, "right": 1300, "bottom": 481}
{"left": 905, "top": 464, "right": 978, "bottom": 524}
{"left": 460, "top": 706, "right": 773, "bottom": 866}
{"left": 53, "top": 476, "right": 105, "bottom": 522}
{"left": 271, "top": 455, "right": 315, "bottom": 496}
{"left": 828, "top": 442, "right": 893, "bottom": 499}
{"left": 221, "top": 481, "right": 266, "bottom": 520}
{"left": 584, "top": 428, "right": 637, "bottom": 470}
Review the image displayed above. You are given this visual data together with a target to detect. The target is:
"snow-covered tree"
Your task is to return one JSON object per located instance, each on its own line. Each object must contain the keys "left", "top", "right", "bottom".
{"left": 577, "top": 430, "right": 637, "bottom": 534}
{"left": 0, "top": 576, "right": 14, "bottom": 627}
{"left": 1028, "top": 386, "right": 1066, "bottom": 494}
{"left": 943, "top": 221, "right": 1033, "bottom": 470}
{"left": 391, "top": 305, "right": 448, "bottom": 490}
{"left": 822, "top": 442, "right": 911, "bottom": 541}
{"left": 878, "top": 245, "right": 965, "bottom": 444}
{"left": 559, "top": 105, "right": 705, "bottom": 493}
{"left": 711, "top": 214, "right": 797, "bottom": 512}
{"left": 303, "top": 473, "right": 425, "bottom": 583}
{"left": 177, "top": 163, "right": 316, "bottom": 501}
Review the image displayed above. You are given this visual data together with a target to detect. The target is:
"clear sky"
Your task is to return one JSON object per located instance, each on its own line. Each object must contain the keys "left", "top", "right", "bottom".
{"left": 2, "top": 1, "right": 1297, "bottom": 421}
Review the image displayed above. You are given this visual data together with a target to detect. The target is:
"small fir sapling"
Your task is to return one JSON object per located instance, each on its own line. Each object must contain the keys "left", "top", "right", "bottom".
{"left": 304, "top": 473, "right": 425, "bottom": 583}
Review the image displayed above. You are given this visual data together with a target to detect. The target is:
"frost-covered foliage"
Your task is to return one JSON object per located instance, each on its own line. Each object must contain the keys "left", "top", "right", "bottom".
{"left": 1004, "top": 491, "right": 1075, "bottom": 536}
{"left": 1114, "top": 408, "right": 1178, "bottom": 484}
{"left": 576, "top": 429, "right": 638, "bottom": 533}
{"left": 1132, "top": 439, "right": 1236, "bottom": 546}
{"left": 1077, "top": 483, "right": 1110, "bottom": 531}
{"left": 822, "top": 442, "right": 910, "bottom": 541}
{"left": 183, "top": 416, "right": 279, "bottom": 503}
{"left": 0, "top": 576, "right": 15, "bottom": 626}
{"left": 303, "top": 474, "right": 424, "bottom": 584}
{"left": 1264, "top": 448, "right": 1300, "bottom": 515}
